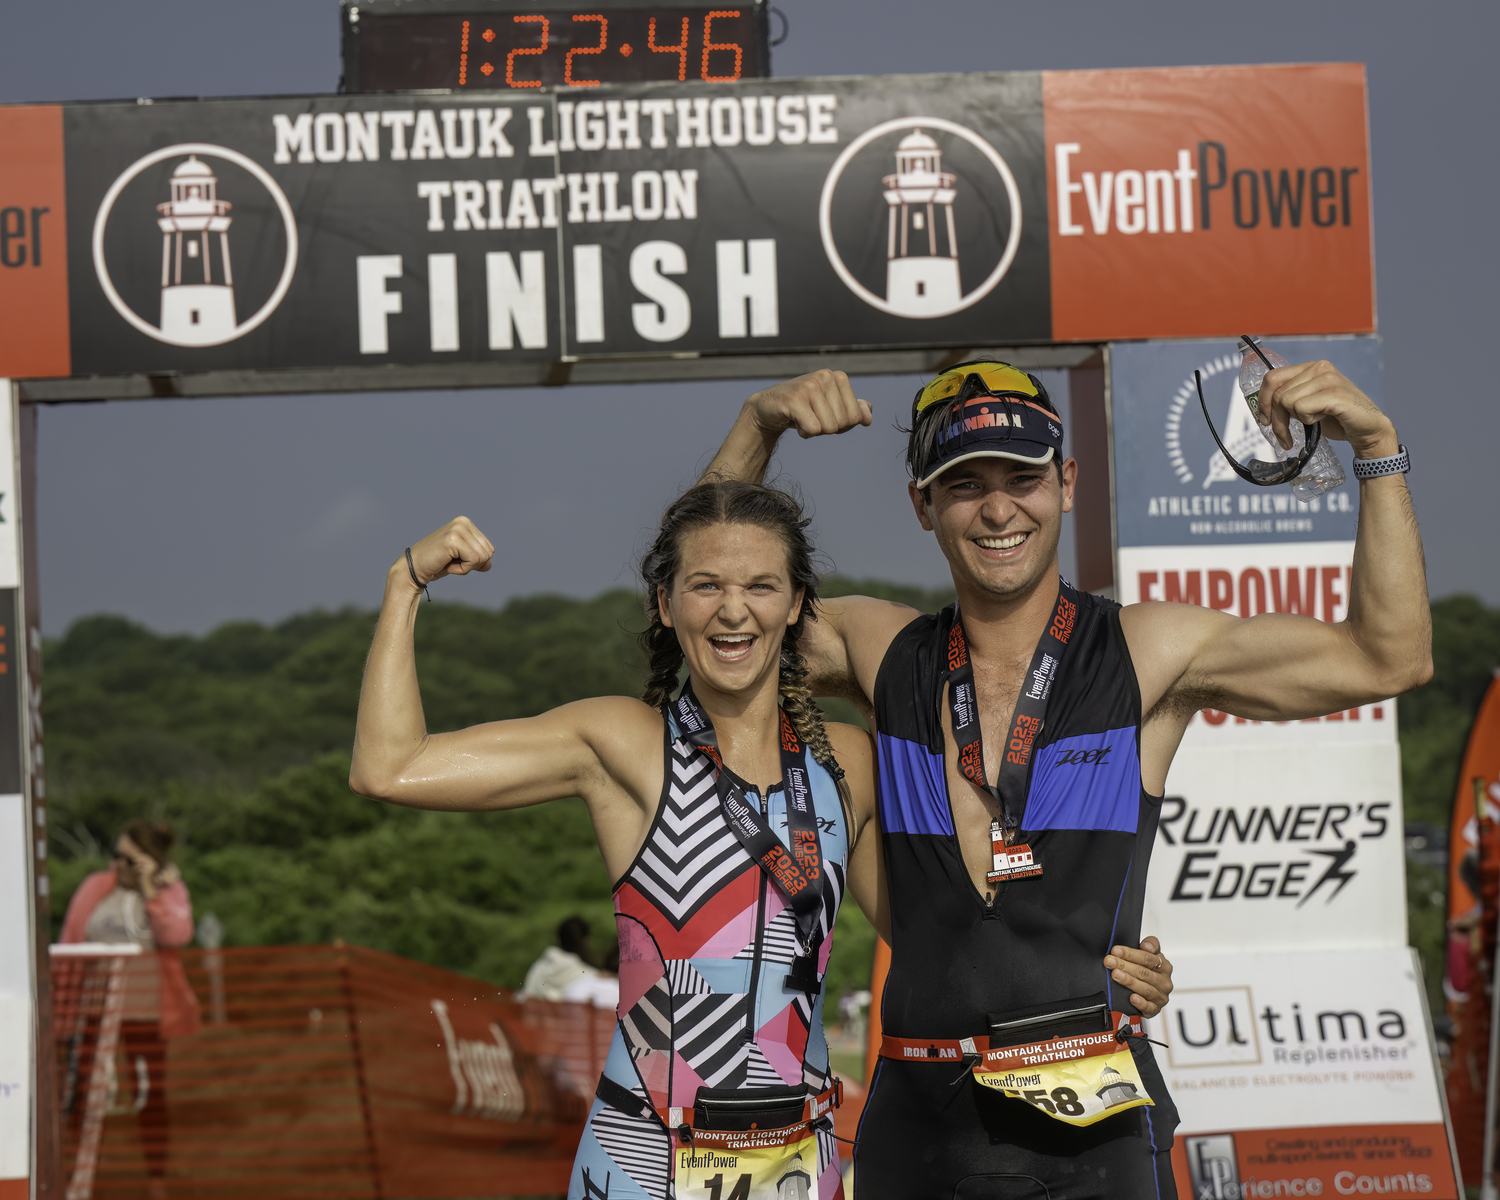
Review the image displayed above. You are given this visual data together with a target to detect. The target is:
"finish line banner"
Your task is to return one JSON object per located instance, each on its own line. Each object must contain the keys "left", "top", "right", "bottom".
{"left": 0, "top": 63, "right": 1372, "bottom": 382}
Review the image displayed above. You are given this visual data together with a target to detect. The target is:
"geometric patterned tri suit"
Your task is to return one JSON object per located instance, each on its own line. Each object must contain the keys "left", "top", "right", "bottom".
{"left": 567, "top": 706, "right": 849, "bottom": 1199}
{"left": 854, "top": 590, "right": 1180, "bottom": 1199}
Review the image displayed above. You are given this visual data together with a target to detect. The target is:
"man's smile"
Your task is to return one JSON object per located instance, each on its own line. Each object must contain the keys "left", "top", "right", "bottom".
{"left": 973, "top": 531, "right": 1030, "bottom": 556}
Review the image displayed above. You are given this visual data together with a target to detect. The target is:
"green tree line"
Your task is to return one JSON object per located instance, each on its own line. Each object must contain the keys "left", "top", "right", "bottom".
{"left": 42, "top": 578, "right": 953, "bottom": 1004}
{"left": 43, "top": 585, "right": 1500, "bottom": 1011}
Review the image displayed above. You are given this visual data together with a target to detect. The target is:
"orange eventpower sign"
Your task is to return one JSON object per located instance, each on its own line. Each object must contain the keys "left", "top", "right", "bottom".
{"left": 0, "top": 64, "right": 1372, "bottom": 385}
{"left": 1045, "top": 64, "right": 1373, "bottom": 341}
{"left": 0, "top": 105, "right": 69, "bottom": 378}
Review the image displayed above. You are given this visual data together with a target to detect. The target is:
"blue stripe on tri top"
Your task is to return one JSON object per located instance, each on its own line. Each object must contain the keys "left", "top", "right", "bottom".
{"left": 877, "top": 733, "right": 954, "bottom": 836}
{"left": 1023, "top": 727, "right": 1140, "bottom": 833}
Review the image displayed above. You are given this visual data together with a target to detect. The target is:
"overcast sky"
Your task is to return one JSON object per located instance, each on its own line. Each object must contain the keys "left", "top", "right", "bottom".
{"left": 2, "top": 0, "right": 1495, "bottom": 635}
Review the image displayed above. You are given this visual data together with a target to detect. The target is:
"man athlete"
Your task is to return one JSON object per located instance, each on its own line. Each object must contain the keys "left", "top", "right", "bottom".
{"left": 701, "top": 358, "right": 1431, "bottom": 1198}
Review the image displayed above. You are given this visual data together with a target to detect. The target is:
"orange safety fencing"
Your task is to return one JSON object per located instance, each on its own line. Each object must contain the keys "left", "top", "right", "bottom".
{"left": 50, "top": 943, "right": 616, "bottom": 1199}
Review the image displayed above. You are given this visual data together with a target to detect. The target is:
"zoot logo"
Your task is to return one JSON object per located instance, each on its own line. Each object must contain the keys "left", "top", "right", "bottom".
{"left": 818, "top": 117, "right": 1021, "bottom": 319}
{"left": 92, "top": 143, "right": 298, "bottom": 348}
{"left": 1055, "top": 746, "right": 1112, "bottom": 766}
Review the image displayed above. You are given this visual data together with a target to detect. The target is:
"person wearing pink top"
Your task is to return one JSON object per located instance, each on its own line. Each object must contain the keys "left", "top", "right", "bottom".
{"left": 58, "top": 820, "right": 200, "bottom": 1185}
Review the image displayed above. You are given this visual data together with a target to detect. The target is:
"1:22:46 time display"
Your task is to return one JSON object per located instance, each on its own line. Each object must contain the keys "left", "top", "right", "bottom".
{"left": 346, "top": 7, "right": 768, "bottom": 92}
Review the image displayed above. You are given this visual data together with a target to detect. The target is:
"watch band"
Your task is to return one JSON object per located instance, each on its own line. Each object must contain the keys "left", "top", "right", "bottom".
{"left": 1352, "top": 444, "right": 1409, "bottom": 480}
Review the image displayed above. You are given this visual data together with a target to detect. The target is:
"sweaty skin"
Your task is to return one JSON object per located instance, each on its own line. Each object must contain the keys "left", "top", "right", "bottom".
{"left": 701, "top": 364, "right": 1432, "bottom": 1011}
{"left": 350, "top": 516, "right": 889, "bottom": 942}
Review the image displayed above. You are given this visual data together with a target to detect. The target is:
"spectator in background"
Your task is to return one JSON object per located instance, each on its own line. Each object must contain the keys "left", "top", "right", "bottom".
{"left": 518, "top": 915, "right": 602, "bottom": 1002}
{"left": 564, "top": 943, "right": 620, "bottom": 1009}
{"left": 59, "top": 820, "right": 200, "bottom": 1189}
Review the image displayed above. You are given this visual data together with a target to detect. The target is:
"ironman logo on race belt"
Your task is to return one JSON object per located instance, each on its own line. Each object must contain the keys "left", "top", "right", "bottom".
{"left": 92, "top": 143, "right": 298, "bottom": 348}
{"left": 819, "top": 117, "right": 1022, "bottom": 320}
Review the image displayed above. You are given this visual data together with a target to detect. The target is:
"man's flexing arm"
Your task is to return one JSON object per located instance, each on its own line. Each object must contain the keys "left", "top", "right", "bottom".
{"left": 701, "top": 371, "right": 912, "bottom": 708}
{"left": 700, "top": 369, "right": 872, "bottom": 486}
{"left": 1126, "top": 360, "right": 1432, "bottom": 725}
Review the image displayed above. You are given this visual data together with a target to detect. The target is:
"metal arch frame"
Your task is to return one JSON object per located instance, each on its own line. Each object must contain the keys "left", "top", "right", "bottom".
{"left": 4, "top": 340, "right": 1120, "bottom": 1197}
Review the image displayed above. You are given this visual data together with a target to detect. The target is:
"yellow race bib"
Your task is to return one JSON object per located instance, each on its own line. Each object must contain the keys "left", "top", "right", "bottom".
{"left": 675, "top": 1124, "right": 820, "bottom": 1200}
{"left": 972, "top": 1030, "right": 1153, "bottom": 1127}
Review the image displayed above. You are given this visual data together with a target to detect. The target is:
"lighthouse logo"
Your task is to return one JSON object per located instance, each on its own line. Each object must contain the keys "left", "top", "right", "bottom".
{"left": 92, "top": 143, "right": 298, "bottom": 348}
{"left": 818, "top": 117, "right": 1022, "bottom": 320}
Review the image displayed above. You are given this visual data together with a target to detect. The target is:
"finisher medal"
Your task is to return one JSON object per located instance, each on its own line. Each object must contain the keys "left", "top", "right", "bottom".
{"left": 987, "top": 817, "right": 1043, "bottom": 884}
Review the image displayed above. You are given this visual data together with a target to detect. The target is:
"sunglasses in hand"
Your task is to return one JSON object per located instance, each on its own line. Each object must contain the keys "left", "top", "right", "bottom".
{"left": 1196, "top": 337, "right": 1322, "bottom": 487}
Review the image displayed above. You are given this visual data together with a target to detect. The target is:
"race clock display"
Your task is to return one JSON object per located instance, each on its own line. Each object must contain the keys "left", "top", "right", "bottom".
{"left": 341, "top": 0, "right": 770, "bottom": 91}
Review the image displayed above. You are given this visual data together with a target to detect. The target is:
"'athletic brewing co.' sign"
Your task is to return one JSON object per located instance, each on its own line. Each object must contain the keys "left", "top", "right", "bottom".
{"left": 0, "top": 63, "right": 1372, "bottom": 382}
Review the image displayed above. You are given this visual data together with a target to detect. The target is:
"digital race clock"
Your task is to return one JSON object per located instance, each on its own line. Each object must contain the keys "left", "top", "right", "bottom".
{"left": 340, "top": 0, "right": 771, "bottom": 92}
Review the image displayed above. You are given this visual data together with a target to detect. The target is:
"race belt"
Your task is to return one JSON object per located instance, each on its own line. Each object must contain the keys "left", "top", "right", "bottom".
{"left": 596, "top": 1075, "right": 841, "bottom": 1136}
{"left": 597, "top": 1076, "right": 841, "bottom": 1192}
{"left": 881, "top": 1011, "right": 1154, "bottom": 1128}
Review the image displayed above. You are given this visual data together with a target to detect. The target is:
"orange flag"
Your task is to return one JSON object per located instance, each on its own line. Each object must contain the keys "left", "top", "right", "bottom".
{"left": 1445, "top": 673, "right": 1500, "bottom": 1181}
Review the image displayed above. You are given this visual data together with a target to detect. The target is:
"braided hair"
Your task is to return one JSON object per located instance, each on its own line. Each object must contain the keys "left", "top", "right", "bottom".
{"left": 640, "top": 479, "right": 848, "bottom": 799}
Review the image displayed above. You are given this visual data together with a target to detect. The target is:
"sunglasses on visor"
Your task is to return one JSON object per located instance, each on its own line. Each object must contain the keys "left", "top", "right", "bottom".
{"left": 1196, "top": 338, "right": 1321, "bottom": 487}
{"left": 911, "top": 361, "right": 1050, "bottom": 424}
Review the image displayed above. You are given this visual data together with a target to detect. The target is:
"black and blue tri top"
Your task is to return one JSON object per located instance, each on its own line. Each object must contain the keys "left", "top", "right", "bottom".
{"left": 855, "top": 588, "right": 1179, "bottom": 1200}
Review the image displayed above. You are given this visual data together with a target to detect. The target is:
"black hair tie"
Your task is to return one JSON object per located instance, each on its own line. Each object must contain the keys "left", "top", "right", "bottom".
{"left": 405, "top": 548, "right": 431, "bottom": 602}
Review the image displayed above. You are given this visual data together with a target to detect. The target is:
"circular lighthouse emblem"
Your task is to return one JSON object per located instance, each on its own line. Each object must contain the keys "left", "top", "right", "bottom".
{"left": 819, "top": 117, "right": 1022, "bottom": 320}
{"left": 92, "top": 143, "right": 298, "bottom": 348}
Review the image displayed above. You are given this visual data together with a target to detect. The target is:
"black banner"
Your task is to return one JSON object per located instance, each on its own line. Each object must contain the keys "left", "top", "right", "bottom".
{"left": 59, "top": 73, "right": 1047, "bottom": 378}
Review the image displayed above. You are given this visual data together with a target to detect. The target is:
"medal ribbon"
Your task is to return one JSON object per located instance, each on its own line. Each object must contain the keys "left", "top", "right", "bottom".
{"left": 670, "top": 683, "right": 828, "bottom": 991}
{"left": 946, "top": 579, "right": 1080, "bottom": 832}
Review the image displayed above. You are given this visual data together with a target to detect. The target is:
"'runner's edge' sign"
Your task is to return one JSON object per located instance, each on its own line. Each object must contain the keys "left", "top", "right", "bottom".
{"left": 0, "top": 64, "right": 1372, "bottom": 384}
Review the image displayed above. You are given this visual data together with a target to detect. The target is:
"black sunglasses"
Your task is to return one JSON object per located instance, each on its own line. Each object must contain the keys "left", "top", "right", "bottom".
{"left": 1196, "top": 336, "right": 1321, "bottom": 487}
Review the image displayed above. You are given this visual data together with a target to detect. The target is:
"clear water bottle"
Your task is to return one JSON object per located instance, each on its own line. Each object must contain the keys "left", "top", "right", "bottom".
{"left": 1237, "top": 337, "right": 1346, "bottom": 501}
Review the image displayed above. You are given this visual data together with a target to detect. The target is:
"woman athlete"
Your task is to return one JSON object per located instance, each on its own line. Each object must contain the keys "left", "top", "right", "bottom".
{"left": 350, "top": 478, "right": 1173, "bottom": 1199}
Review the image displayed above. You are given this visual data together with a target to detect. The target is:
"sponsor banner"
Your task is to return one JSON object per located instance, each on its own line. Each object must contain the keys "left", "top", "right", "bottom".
{"left": 1150, "top": 948, "right": 1457, "bottom": 1199}
{"left": 1121, "top": 545, "right": 1406, "bottom": 953}
{"left": 1119, "top": 541, "right": 1363, "bottom": 626}
{"left": 1144, "top": 738, "right": 1404, "bottom": 951}
{"left": 1046, "top": 65, "right": 1373, "bottom": 343}
{"left": 0, "top": 109, "right": 69, "bottom": 379}
{"left": 1175, "top": 1125, "right": 1456, "bottom": 1200}
{"left": 1109, "top": 336, "right": 1379, "bottom": 550}
{"left": 0, "top": 793, "right": 30, "bottom": 1187}
{"left": 0, "top": 65, "right": 1372, "bottom": 382}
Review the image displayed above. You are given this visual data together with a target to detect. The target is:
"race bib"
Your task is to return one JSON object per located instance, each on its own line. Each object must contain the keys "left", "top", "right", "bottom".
{"left": 972, "top": 1030, "right": 1153, "bottom": 1127}
{"left": 675, "top": 1124, "right": 820, "bottom": 1199}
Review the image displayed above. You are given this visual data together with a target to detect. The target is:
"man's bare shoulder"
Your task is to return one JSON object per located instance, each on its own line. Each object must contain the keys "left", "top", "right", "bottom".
{"left": 819, "top": 594, "right": 926, "bottom": 656}
{"left": 795, "top": 594, "right": 923, "bottom": 706}
{"left": 1118, "top": 600, "right": 1234, "bottom": 717}
{"left": 826, "top": 720, "right": 875, "bottom": 765}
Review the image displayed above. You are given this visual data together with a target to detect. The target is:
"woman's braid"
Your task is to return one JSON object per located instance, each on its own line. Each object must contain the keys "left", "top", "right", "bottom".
{"left": 780, "top": 634, "right": 853, "bottom": 823}
{"left": 641, "top": 621, "right": 686, "bottom": 711}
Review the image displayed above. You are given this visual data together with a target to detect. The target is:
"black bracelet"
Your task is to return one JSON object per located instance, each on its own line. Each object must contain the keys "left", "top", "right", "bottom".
{"left": 405, "top": 547, "right": 431, "bottom": 602}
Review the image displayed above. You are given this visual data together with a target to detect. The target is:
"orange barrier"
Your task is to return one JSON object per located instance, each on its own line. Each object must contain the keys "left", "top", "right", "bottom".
{"left": 50, "top": 943, "right": 615, "bottom": 1199}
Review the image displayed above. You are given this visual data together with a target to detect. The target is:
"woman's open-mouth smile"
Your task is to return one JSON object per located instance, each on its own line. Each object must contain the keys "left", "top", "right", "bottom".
{"left": 708, "top": 632, "right": 759, "bottom": 662}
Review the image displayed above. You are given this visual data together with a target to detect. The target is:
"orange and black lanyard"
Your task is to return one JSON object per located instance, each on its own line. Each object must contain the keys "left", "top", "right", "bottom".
{"left": 947, "top": 579, "right": 1080, "bottom": 837}
{"left": 671, "top": 683, "right": 827, "bottom": 993}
